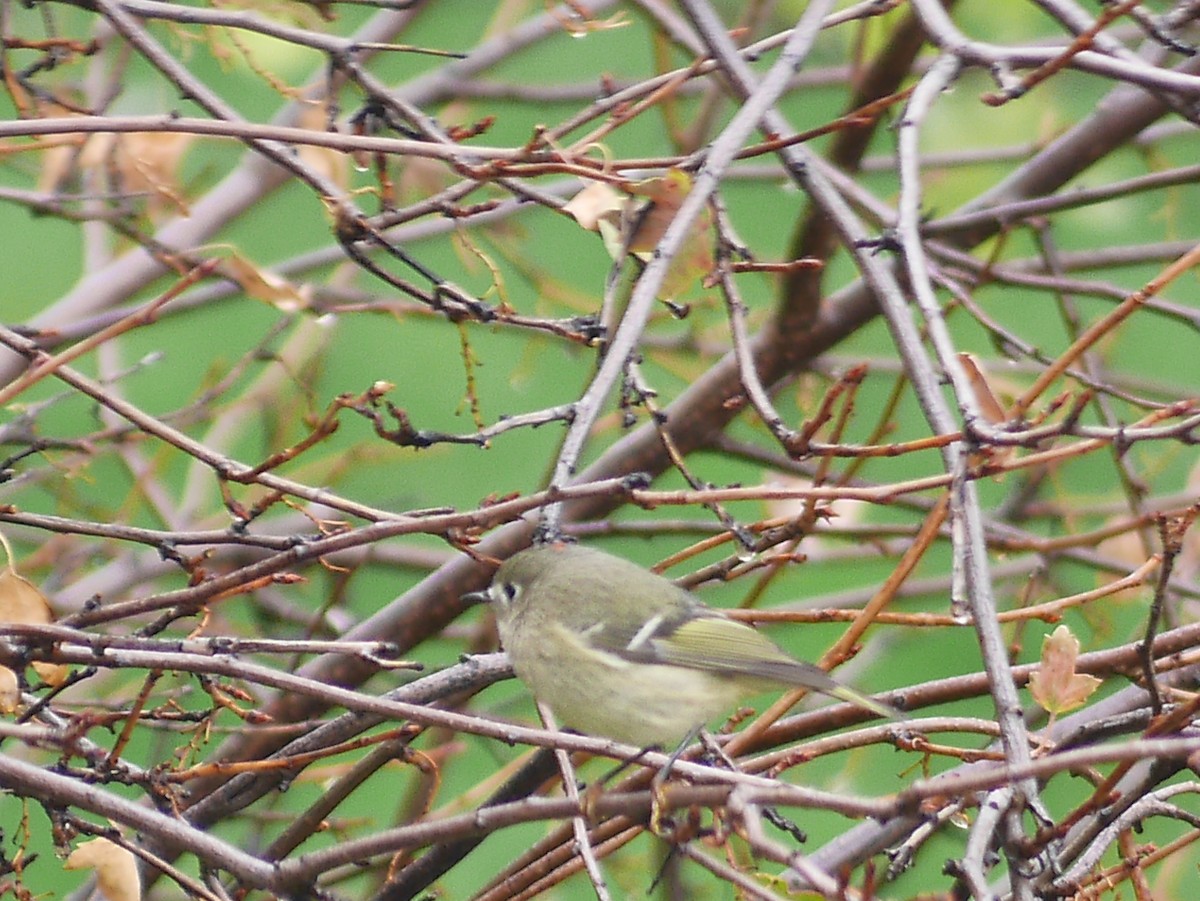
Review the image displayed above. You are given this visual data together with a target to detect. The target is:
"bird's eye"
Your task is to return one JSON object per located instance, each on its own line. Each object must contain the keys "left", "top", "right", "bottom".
{"left": 498, "top": 582, "right": 520, "bottom": 604}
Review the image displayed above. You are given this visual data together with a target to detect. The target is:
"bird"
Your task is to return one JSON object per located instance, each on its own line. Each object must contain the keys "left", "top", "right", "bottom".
{"left": 467, "top": 543, "right": 903, "bottom": 747}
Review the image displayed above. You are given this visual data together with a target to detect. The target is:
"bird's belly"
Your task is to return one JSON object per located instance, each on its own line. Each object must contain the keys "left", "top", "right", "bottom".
{"left": 516, "top": 636, "right": 745, "bottom": 747}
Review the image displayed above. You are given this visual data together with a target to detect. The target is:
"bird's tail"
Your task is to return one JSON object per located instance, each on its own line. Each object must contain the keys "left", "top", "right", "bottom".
{"left": 827, "top": 684, "right": 907, "bottom": 720}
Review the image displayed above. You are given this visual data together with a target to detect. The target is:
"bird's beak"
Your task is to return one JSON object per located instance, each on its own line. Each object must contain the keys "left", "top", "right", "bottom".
{"left": 461, "top": 588, "right": 491, "bottom": 607}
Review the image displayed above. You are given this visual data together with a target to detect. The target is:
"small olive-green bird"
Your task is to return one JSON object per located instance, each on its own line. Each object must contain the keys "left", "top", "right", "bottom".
{"left": 468, "top": 543, "right": 902, "bottom": 747}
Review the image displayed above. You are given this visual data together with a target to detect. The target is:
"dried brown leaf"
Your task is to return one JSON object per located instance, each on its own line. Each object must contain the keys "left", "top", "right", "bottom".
{"left": 562, "top": 181, "right": 622, "bottom": 233}
{"left": 957, "top": 352, "right": 1008, "bottom": 425}
{"left": 1028, "top": 624, "right": 1102, "bottom": 716}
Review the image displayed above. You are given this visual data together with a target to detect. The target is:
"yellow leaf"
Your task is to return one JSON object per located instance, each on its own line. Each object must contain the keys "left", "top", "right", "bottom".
{"left": 0, "top": 532, "right": 69, "bottom": 687}
{"left": 397, "top": 155, "right": 452, "bottom": 204}
{"left": 220, "top": 251, "right": 311, "bottom": 312}
{"left": 0, "top": 566, "right": 55, "bottom": 625}
{"left": 0, "top": 666, "right": 19, "bottom": 714}
{"left": 624, "top": 168, "right": 695, "bottom": 253}
{"left": 656, "top": 216, "right": 714, "bottom": 300}
{"left": 31, "top": 660, "right": 67, "bottom": 687}
{"left": 1028, "top": 625, "right": 1101, "bottom": 716}
{"left": 296, "top": 101, "right": 348, "bottom": 192}
{"left": 624, "top": 169, "right": 713, "bottom": 299}
{"left": 78, "top": 130, "right": 195, "bottom": 220}
{"left": 65, "top": 838, "right": 141, "bottom": 901}
{"left": 33, "top": 99, "right": 89, "bottom": 193}
{"left": 565, "top": 170, "right": 715, "bottom": 301}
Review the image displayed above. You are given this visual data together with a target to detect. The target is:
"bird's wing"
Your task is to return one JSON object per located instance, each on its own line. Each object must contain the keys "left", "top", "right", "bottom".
{"left": 582, "top": 605, "right": 904, "bottom": 719}
{"left": 583, "top": 609, "right": 837, "bottom": 687}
